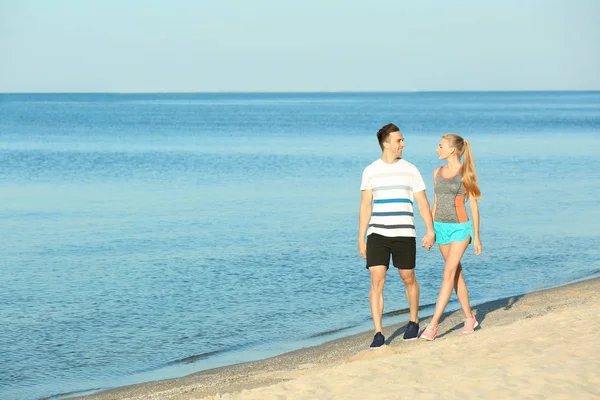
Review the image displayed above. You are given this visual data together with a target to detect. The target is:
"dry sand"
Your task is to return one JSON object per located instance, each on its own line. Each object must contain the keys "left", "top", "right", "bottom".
{"left": 79, "top": 277, "right": 600, "bottom": 400}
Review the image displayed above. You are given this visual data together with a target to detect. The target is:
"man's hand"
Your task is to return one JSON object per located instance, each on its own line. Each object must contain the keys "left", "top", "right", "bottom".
{"left": 358, "top": 239, "right": 367, "bottom": 259}
{"left": 421, "top": 231, "right": 435, "bottom": 251}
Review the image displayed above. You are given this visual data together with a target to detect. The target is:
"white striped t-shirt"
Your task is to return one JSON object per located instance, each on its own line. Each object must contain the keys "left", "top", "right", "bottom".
{"left": 360, "top": 158, "right": 426, "bottom": 238}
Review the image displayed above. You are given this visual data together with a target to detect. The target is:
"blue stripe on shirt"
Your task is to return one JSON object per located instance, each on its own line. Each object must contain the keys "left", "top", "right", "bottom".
{"left": 369, "top": 224, "right": 416, "bottom": 229}
{"left": 373, "top": 198, "right": 413, "bottom": 204}
{"left": 371, "top": 211, "right": 414, "bottom": 217}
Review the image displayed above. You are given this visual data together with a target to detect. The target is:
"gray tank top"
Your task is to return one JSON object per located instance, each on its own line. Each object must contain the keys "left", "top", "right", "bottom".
{"left": 434, "top": 167, "right": 468, "bottom": 223}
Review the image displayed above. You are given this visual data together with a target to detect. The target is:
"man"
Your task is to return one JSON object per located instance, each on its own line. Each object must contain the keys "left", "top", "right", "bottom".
{"left": 358, "top": 123, "right": 435, "bottom": 348}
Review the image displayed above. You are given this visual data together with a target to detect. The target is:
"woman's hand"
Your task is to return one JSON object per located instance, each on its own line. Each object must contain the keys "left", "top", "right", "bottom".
{"left": 473, "top": 238, "right": 482, "bottom": 255}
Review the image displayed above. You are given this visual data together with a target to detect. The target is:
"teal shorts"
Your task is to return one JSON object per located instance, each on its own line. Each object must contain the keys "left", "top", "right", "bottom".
{"left": 434, "top": 221, "right": 472, "bottom": 245}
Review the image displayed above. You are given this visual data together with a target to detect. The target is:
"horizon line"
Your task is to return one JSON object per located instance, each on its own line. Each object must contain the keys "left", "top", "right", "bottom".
{"left": 1, "top": 89, "right": 600, "bottom": 95}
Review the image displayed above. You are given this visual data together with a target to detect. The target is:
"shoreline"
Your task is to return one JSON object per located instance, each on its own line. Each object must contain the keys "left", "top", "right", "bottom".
{"left": 71, "top": 275, "right": 600, "bottom": 400}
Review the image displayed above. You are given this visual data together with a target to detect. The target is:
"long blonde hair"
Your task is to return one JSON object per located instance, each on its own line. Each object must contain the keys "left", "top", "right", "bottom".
{"left": 442, "top": 133, "right": 481, "bottom": 200}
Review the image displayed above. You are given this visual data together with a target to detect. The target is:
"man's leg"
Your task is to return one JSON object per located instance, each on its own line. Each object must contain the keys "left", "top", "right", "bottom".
{"left": 369, "top": 265, "right": 387, "bottom": 333}
{"left": 399, "top": 269, "right": 419, "bottom": 323}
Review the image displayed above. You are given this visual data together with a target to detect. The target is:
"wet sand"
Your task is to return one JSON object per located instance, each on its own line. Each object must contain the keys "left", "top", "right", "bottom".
{"left": 78, "top": 277, "right": 600, "bottom": 400}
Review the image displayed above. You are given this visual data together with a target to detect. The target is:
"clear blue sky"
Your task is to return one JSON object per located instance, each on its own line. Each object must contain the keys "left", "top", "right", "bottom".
{"left": 1, "top": 0, "right": 599, "bottom": 92}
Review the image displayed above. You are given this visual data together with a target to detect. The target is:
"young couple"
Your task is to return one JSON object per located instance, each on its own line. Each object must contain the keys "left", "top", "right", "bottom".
{"left": 358, "top": 123, "right": 482, "bottom": 348}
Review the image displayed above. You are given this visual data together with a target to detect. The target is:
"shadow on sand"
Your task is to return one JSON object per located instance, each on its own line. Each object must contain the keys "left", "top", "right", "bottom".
{"left": 386, "top": 294, "right": 525, "bottom": 343}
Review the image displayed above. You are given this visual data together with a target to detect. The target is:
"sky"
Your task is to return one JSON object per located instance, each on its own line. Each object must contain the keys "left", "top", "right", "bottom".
{"left": 0, "top": 0, "right": 599, "bottom": 92}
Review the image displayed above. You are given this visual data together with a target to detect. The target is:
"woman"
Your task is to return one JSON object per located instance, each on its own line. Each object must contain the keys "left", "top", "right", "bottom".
{"left": 421, "top": 133, "right": 482, "bottom": 341}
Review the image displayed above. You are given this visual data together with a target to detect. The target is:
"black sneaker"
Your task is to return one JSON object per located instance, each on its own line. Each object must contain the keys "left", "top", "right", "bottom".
{"left": 403, "top": 321, "right": 419, "bottom": 341}
{"left": 370, "top": 332, "right": 385, "bottom": 348}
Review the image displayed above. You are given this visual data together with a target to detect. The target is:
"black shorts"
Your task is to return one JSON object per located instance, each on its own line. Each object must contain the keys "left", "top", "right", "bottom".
{"left": 366, "top": 233, "right": 416, "bottom": 270}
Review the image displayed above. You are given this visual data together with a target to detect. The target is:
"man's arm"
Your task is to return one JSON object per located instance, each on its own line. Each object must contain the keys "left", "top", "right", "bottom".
{"left": 358, "top": 189, "right": 373, "bottom": 258}
{"left": 414, "top": 190, "right": 435, "bottom": 250}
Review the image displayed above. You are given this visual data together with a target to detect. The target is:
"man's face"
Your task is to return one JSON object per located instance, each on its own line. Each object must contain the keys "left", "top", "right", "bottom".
{"left": 385, "top": 131, "right": 405, "bottom": 157}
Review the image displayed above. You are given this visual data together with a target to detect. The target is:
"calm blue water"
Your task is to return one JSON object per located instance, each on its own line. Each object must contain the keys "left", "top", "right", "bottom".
{"left": 1, "top": 92, "right": 599, "bottom": 400}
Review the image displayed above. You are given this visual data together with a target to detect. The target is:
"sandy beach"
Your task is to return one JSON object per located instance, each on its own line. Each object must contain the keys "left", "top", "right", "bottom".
{"left": 80, "top": 277, "right": 600, "bottom": 400}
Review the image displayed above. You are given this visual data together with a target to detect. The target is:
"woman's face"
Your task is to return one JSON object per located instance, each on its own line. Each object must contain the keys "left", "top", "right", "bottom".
{"left": 436, "top": 138, "right": 454, "bottom": 160}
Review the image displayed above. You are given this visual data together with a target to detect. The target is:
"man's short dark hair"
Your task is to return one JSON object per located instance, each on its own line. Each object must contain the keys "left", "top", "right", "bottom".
{"left": 377, "top": 123, "right": 400, "bottom": 150}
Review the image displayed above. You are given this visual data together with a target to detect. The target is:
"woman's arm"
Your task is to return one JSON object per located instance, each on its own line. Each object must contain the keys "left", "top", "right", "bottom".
{"left": 469, "top": 198, "right": 482, "bottom": 255}
{"left": 432, "top": 168, "right": 440, "bottom": 219}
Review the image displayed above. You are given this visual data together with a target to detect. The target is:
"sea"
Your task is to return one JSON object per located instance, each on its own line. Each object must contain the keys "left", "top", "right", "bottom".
{"left": 1, "top": 91, "right": 599, "bottom": 400}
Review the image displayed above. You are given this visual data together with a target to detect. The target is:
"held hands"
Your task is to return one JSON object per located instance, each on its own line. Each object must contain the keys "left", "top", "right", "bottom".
{"left": 360, "top": 232, "right": 436, "bottom": 257}
{"left": 421, "top": 231, "right": 435, "bottom": 251}
{"left": 474, "top": 238, "right": 483, "bottom": 255}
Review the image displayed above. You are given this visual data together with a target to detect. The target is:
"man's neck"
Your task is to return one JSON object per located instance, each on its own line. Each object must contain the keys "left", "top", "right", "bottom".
{"left": 381, "top": 153, "right": 400, "bottom": 164}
